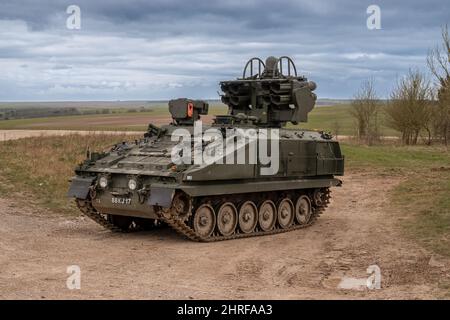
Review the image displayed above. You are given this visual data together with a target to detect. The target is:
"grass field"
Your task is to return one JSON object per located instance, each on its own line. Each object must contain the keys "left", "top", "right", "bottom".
{"left": 0, "top": 111, "right": 165, "bottom": 131}
{"left": 0, "top": 105, "right": 226, "bottom": 131}
{"left": 290, "top": 104, "right": 399, "bottom": 136}
{"left": 0, "top": 104, "right": 401, "bottom": 137}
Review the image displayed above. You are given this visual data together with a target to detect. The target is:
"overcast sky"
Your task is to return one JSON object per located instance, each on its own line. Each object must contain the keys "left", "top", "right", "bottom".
{"left": 0, "top": 0, "right": 448, "bottom": 101}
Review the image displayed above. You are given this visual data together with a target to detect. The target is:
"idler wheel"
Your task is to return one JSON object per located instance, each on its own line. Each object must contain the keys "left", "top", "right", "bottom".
{"left": 238, "top": 201, "right": 258, "bottom": 234}
{"left": 295, "top": 195, "right": 312, "bottom": 225}
{"left": 258, "top": 200, "right": 276, "bottom": 231}
{"left": 193, "top": 204, "right": 216, "bottom": 238}
{"left": 277, "top": 198, "right": 294, "bottom": 229}
{"left": 172, "top": 192, "right": 192, "bottom": 220}
{"left": 217, "top": 202, "right": 238, "bottom": 236}
{"left": 313, "top": 189, "right": 324, "bottom": 206}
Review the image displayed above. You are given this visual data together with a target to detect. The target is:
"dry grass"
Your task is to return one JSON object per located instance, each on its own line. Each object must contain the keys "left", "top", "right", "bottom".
{"left": 0, "top": 133, "right": 140, "bottom": 214}
{"left": 342, "top": 141, "right": 450, "bottom": 257}
{"left": 392, "top": 170, "right": 450, "bottom": 257}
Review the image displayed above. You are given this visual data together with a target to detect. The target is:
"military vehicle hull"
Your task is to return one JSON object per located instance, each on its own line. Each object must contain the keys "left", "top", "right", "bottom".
{"left": 68, "top": 56, "right": 344, "bottom": 241}
{"left": 69, "top": 126, "right": 343, "bottom": 241}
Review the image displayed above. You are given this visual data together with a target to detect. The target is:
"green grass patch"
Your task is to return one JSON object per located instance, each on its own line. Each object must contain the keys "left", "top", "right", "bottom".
{"left": 291, "top": 104, "right": 399, "bottom": 137}
{"left": 341, "top": 143, "right": 450, "bottom": 172}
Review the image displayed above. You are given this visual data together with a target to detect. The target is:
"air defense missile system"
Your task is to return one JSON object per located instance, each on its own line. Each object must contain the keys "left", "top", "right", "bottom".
{"left": 68, "top": 56, "right": 344, "bottom": 241}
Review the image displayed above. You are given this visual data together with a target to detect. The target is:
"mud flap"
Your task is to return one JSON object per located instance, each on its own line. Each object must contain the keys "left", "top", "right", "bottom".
{"left": 67, "top": 176, "right": 95, "bottom": 199}
{"left": 148, "top": 187, "right": 175, "bottom": 208}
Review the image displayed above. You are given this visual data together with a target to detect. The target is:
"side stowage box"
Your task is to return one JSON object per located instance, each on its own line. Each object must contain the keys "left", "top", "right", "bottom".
{"left": 316, "top": 142, "right": 344, "bottom": 176}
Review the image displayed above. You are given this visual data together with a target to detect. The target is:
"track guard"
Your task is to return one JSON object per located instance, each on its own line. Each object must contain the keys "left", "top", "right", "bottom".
{"left": 148, "top": 187, "right": 175, "bottom": 208}
{"left": 67, "top": 176, "right": 95, "bottom": 199}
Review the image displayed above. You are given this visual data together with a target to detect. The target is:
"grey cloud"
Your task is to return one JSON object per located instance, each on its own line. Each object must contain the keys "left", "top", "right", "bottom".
{"left": 0, "top": 0, "right": 448, "bottom": 100}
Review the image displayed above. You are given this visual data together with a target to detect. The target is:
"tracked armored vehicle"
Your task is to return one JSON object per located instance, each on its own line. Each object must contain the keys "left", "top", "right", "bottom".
{"left": 68, "top": 56, "right": 344, "bottom": 241}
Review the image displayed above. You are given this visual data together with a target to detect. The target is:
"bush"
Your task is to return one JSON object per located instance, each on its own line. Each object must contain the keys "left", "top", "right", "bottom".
{"left": 385, "top": 70, "right": 433, "bottom": 145}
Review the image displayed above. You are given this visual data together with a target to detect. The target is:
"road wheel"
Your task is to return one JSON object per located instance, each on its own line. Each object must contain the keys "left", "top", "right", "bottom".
{"left": 217, "top": 202, "right": 238, "bottom": 236}
{"left": 238, "top": 201, "right": 258, "bottom": 234}
{"left": 193, "top": 204, "right": 216, "bottom": 238}
{"left": 295, "top": 195, "right": 312, "bottom": 225}
{"left": 277, "top": 198, "right": 294, "bottom": 229}
{"left": 258, "top": 200, "right": 276, "bottom": 231}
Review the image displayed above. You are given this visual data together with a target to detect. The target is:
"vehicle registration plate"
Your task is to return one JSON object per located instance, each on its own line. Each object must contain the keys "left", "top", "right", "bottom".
{"left": 111, "top": 197, "right": 132, "bottom": 205}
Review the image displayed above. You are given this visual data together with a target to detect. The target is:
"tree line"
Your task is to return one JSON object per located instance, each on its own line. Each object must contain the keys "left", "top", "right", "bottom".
{"left": 351, "top": 25, "right": 450, "bottom": 146}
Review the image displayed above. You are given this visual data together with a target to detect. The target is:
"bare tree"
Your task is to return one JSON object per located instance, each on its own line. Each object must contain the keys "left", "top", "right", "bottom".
{"left": 386, "top": 70, "right": 433, "bottom": 145}
{"left": 350, "top": 78, "right": 380, "bottom": 145}
{"left": 427, "top": 25, "right": 450, "bottom": 145}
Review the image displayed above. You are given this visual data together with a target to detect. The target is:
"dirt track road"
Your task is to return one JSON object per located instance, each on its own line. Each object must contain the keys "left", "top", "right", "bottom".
{"left": 0, "top": 173, "right": 449, "bottom": 299}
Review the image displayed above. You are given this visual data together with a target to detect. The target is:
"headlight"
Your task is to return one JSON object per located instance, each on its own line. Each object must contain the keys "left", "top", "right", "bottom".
{"left": 99, "top": 176, "right": 108, "bottom": 188}
{"left": 128, "top": 178, "right": 137, "bottom": 190}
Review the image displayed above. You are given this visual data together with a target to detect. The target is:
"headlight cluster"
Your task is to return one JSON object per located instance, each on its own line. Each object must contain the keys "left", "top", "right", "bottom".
{"left": 97, "top": 176, "right": 139, "bottom": 190}
{"left": 128, "top": 178, "right": 137, "bottom": 190}
{"left": 98, "top": 176, "right": 108, "bottom": 188}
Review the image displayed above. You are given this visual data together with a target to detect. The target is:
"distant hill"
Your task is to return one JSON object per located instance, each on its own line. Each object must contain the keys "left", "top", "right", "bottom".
{"left": 315, "top": 99, "right": 353, "bottom": 106}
